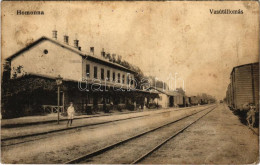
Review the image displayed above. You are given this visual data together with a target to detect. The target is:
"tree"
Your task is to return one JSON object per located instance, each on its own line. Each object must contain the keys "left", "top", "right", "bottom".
{"left": 2, "top": 60, "right": 11, "bottom": 83}
{"left": 147, "top": 76, "right": 169, "bottom": 90}
{"left": 118, "top": 60, "right": 146, "bottom": 89}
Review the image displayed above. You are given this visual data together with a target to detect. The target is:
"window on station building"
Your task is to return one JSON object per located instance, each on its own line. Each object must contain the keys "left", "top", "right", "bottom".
{"left": 101, "top": 68, "right": 104, "bottom": 80}
{"left": 118, "top": 73, "right": 121, "bottom": 83}
{"left": 127, "top": 74, "right": 130, "bottom": 85}
{"left": 113, "top": 72, "right": 115, "bottom": 82}
{"left": 131, "top": 76, "right": 134, "bottom": 85}
{"left": 122, "top": 75, "right": 125, "bottom": 84}
{"left": 86, "top": 64, "right": 90, "bottom": 77}
{"left": 107, "top": 70, "right": 110, "bottom": 81}
{"left": 94, "top": 66, "right": 98, "bottom": 79}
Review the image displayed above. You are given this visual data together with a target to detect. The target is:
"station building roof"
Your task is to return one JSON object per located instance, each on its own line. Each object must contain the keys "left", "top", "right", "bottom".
{"left": 6, "top": 36, "right": 136, "bottom": 74}
{"left": 148, "top": 87, "right": 181, "bottom": 97}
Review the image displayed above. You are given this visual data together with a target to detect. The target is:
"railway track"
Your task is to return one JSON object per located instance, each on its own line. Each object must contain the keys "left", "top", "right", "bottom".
{"left": 248, "top": 126, "right": 259, "bottom": 136}
{"left": 64, "top": 105, "right": 217, "bottom": 164}
{"left": 1, "top": 114, "right": 148, "bottom": 147}
{"left": 1, "top": 105, "right": 208, "bottom": 147}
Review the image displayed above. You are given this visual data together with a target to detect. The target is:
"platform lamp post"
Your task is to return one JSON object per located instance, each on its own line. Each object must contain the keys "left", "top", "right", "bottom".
{"left": 56, "top": 75, "right": 63, "bottom": 124}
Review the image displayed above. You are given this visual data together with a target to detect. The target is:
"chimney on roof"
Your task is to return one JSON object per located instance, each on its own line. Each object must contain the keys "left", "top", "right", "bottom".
{"left": 52, "top": 30, "right": 57, "bottom": 40}
{"left": 74, "top": 39, "right": 79, "bottom": 48}
{"left": 117, "top": 55, "right": 122, "bottom": 63}
{"left": 101, "top": 48, "right": 105, "bottom": 58}
{"left": 107, "top": 53, "right": 112, "bottom": 61}
{"left": 64, "top": 35, "right": 69, "bottom": 44}
{"left": 90, "top": 47, "right": 94, "bottom": 55}
{"left": 112, "top": 54, "right": 116, "bottom": 62}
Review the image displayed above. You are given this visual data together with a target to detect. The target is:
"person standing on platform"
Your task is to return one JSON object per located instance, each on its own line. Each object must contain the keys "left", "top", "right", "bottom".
{"left": 67, "top": 102, "right": 75, "bottom": 127}
{"left": 247, "top": 103, "right": 256, "bottom": 127}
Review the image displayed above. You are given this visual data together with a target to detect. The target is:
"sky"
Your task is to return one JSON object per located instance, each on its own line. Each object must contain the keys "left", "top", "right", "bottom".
{"left": 1, "top": 1, "right": 259, "bottom": 100}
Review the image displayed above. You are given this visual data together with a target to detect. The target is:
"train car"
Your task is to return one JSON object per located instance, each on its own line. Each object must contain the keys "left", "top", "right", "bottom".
{"left": 228, "top": 62, "right": 259, "bottom": 111}
{"left": 189, "top": 96, "right": 199, "bottom": 105}
{"left": 226, "top": 83, "right": 232, "bottom": 108}
{"left": 197, "top": 98, "right": 202, "bottom": 105}
{"left": 201, "top": 99, "right": 208, "bottom": 105}
{"left": 174, "top": 95, "right": 184, "bottom": 107}
{"left": 184, "top": 96, "right": 190, "bottom": 106}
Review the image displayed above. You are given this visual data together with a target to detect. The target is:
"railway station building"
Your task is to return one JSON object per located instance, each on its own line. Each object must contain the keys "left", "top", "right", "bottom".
{"left": 2, "top": 31, "right": 159, "bottom": 118}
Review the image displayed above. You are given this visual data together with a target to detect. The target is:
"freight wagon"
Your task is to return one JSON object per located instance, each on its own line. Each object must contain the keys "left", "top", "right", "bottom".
{"left": 174, "top": 95, "right": 184, "bottom": 107}
{"left": 226, "top": 83, "right": 232, "bottom": 108}
{"left": 184, "top": 96, "right": 190, "bottom": 106}
{"left": 196, "top": 96, "right": 205, "bottom": 105}
{"left": 189, "top": 96, "right": 199, "bottom": 105}
{"left": 226, "top": 62, "right": 259, "bottom": 111}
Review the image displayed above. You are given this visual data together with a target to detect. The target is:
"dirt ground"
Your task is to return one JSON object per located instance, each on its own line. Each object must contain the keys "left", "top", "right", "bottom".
{"left": 78, "top": 108, "right": 213, "bottom": 164}
{"left": 141, "top": 104, "right": 259, "bottom": 164}
{"left": 1, "top": 106, "right": 208, "bottom": 164}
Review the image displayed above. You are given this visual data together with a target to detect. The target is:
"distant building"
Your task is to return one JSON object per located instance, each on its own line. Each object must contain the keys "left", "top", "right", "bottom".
{"left": 148, "top": 87, "right": 186, "bottom": 108}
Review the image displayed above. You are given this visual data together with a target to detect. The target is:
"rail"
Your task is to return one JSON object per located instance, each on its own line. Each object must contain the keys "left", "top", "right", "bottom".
{"left": 131, "top": 105, "right": 216, "bottom": 164}
{"left": 64, "top": 105, "right": 217, "bottom": 164}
